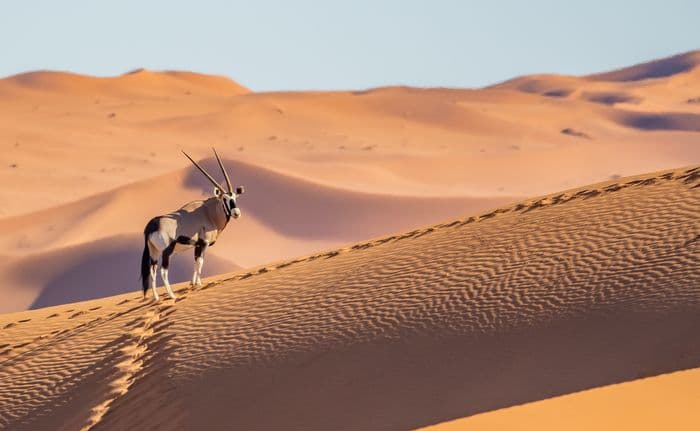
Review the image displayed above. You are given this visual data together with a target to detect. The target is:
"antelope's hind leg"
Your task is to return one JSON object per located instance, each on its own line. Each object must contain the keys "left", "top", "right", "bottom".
{"left": 148, "top": 233, "right": 168, "bottom": 301}
{"left": 160, "top": 243, "right": 177, "bottom": 300}
{"left": 149, "top": 259, "right": 159, "bottom": 301}
{"left": 192, "top": 240, "right": 208, "bottom": 286}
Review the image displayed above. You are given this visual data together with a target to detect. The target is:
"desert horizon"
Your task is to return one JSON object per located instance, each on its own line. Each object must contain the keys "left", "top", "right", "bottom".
{"left": 1, "top": 15, "right": 699, "bottom": 427}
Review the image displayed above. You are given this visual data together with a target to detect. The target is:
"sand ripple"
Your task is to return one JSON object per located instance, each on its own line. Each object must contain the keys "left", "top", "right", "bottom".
{"left": 0, "top": 166, "right": 698, "bottom": 430}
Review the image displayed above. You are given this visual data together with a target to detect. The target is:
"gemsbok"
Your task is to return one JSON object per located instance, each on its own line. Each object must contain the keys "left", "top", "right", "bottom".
{"left": 140, "top": 149, "right": 244, "bottom": 300}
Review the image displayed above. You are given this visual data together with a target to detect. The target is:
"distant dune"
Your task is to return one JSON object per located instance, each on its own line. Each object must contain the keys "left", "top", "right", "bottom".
{"left": 587, "top": 50, "right": 700, "bottom": 82}
{"left": 0, "top": 50, "right": 699, "bottom": 314}
{"left": 1, "top": 69, "right": 249, "bottom": 96}
{"left": 0, "top": 166, "right": 697, "bottom": 430}
{"left": 2, "top": 51, "right": 699, "bottom": 217}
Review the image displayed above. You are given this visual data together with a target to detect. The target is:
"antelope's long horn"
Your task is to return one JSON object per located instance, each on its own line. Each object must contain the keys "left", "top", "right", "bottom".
{"left": 182, "top": 150, "right": 226, "bottom": 192}
{"left": 212, "top": 148, "right": 233, "bottom": 194}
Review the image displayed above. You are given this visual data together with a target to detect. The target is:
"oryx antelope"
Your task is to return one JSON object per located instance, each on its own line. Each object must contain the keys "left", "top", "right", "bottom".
{"left": 140, "top": 149, "right": 244, "bottom": 300}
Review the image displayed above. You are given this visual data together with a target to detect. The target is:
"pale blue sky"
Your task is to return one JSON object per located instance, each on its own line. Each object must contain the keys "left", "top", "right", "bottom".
{"left": 1, "top": 0, "right": 698, "bottom": 91}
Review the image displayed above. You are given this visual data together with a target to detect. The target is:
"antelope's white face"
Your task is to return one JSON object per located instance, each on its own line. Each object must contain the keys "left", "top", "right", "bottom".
{"left": 215, "top": 186, "right": 244, "bottom": 219}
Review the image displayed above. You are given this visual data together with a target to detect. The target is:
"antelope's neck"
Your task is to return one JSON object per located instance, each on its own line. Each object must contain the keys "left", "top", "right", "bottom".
{"left": 205, "top": 198, "right": 229, "bottom": 231}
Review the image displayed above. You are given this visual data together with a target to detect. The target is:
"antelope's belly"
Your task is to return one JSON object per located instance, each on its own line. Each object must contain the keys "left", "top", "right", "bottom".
{"left": 173, "top": 242, "right": 195, "bottom": 254}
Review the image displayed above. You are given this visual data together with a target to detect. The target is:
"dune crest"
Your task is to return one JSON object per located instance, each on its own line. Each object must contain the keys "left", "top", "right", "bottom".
{"left": 587, "top": 50, "right": 700, "bottom": 82}
{"left": 0, "top": 69, "right": 249, "bottom": 96}
{"left": 0, "top": 166, "right": 698, "bottom": 430}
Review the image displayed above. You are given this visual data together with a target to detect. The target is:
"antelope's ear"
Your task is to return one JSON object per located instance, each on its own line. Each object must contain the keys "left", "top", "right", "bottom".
{"left": 236, "top": 186, "right": 245, "bottom": 195}
{"left": 214, "top": 187, "right": 223, "bottom": 197}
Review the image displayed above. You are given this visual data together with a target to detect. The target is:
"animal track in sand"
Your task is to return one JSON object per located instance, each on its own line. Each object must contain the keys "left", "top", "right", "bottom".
{"left": 80, "top": 304, "right": 173, "bottom": 430}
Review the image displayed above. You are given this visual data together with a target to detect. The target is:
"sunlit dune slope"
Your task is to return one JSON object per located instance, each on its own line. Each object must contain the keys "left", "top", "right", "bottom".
{"left": 419, "top": 368, "right": 700, "bottom": 431}
{"left": 1, "top": 166, "right": 698, "bottom": 430}
{"left": 0, "top": 69, "right": 249, "bottom": 96}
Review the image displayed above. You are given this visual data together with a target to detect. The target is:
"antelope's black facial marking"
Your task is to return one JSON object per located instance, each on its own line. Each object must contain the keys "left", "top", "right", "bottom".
{"left": 221, "top": 196, "right": 232, "bottom": 218}
{"left": 226, "top": 196, "right": 237, "bottom": 211}
{"left": 221, "top": 193, "right": 240, "bottom": 219}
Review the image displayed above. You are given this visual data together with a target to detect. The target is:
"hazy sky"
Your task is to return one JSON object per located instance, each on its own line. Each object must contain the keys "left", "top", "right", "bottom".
{"left": 1, "top": 0, "right": 698, "bottom": 91}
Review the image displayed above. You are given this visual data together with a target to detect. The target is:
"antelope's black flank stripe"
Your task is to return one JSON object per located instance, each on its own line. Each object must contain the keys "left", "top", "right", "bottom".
{"left": 176, "top": 236, "right": 196, "bottom": 246}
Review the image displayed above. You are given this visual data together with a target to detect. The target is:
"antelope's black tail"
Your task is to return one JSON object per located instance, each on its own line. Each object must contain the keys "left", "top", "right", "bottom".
{"left": 141, "top": 218, "right": 160, "bottom": 295}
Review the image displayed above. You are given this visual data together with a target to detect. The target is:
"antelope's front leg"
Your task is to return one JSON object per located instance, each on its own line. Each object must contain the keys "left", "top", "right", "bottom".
{"left": 191, "top": 240, "right": 208, "bottom": 286}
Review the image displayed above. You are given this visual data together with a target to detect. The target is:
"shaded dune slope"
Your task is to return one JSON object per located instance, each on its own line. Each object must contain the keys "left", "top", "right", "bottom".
{"left": 12, "top": 235, "right": 237, "bottom": 310}
{"left": 0, "top": 158, "right": 509, "bottom": 253}
{"left": 0, "top": 158, "right": 511, "bottom": 312}
{"left": 609, "top": 111, "right": 700, "bottom": 132}
{"left": 491, "top": 50, "right": 700, "bottom": 128}
{"left": 187, "top": 158, "right": 514, "bottom": 240}
{"left": 0, "top": 166, "right": 698, "bottom": 430}
{"left": 587, "top": 50, "right": 700, "bottom": 82}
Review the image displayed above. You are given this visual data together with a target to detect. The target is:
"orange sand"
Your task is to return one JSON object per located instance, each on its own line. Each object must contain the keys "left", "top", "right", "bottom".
{"left": 0, "top": 166, "right": 698, "bottom": 430}
{"left": 420, "top": 368, "right": 700, "bottom": 431}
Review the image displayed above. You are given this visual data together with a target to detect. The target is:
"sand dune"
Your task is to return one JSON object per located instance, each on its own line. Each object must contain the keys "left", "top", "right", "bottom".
{"left": 0, "top": 69, "right": 249, "bottom": 96}
{"left": 587, "top": 50, "right": 700, "bottom": 82}
{"left": 1, "top": 52, "right": 699, "bottom": 218}
{"left": 0, "top": 158, "right": 511, "bottom": 313}
{"left": 495, "top": 50, "right": 700, "bottom": 115}
{"left": 0, "top": 166, "right": 697, "bottom": 430}
{"left": 420, "top": 368, "right": 700, "bottom": 431}
{"left": 1, "top": 50, "right": 699, "bottom": 315}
